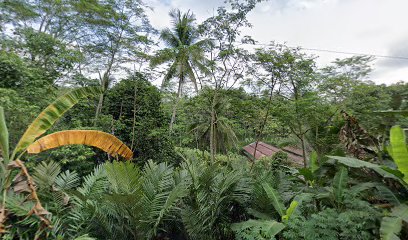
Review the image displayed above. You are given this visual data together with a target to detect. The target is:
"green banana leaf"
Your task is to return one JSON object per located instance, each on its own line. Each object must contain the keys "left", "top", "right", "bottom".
{"left": 333, "top": 166, "right": 348, "bottom": 202}
{"left": 380, "top": 204, "right": 408, "bottom": 240}
{"left": 231, "top": 219, "right": 285, "bottom": 239}
{"left": 282, "top": 200, "right": 299, "bottom": 222}
{"left": 262, "top": 182, "right": 285, "bottom": 217}
{"left": 327, "top": 156, "right": 402, "bottom": 181}
{"left": 389, "top": 125, "right": 408, "bottom": 183}
{"left": 12, "top": 87, "right": 100, "bottom": 158}
{"left": 310, "top": 151, "right": 319, "bottom": 173}
{"left": 0, "top": 107, "right": 9, "bottom": 163}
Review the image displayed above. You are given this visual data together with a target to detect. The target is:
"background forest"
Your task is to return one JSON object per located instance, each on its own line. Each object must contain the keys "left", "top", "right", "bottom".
{"left": 0, "top": 0, "right": 408, "bottom": 239}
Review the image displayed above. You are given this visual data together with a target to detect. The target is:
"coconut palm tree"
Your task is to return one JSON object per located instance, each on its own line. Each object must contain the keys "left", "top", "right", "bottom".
{"left": 151, "top": 9, "right": 210, "bottom": 131}
{"left": 189, "top": 88, "right": 238, "bottom": 161}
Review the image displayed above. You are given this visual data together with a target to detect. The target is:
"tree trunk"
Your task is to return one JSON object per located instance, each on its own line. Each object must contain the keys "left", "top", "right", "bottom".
{"left": 210, "top": 104, "right": 216, "bottom": 163}
{"left": 169, "top": 80, "right": 183, "bottom": 132}
{"left": 301, "top": 134, "right": 307, "bottom": 168}
{"left": 94, "top": 91, "right": 104, "bottom": 125}
{"left": 130, "top": 81, "right": 138, "bottom": 151}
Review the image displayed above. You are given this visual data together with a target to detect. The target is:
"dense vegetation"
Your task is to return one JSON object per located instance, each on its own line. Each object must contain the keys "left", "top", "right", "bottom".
{"left": 0, "top": 0, "right": 407, "bottom": 239}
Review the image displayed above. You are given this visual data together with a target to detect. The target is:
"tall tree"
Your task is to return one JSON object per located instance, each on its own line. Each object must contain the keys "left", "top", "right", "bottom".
{"left": 269, "top": 46, "right": 330, "bottom": 167}
{"left": 198, "top": 0, "right": 258, "bottom": 160}
{"left": 150, "top": 9, "right": 210, "bottom": 131}
{"left": 188, "top": 88, "right": 238, "bottom": 156}
{"left": 0, "top": 0, "right": 84, "bottom": 81}
{"left": 72, "top": 0, "right": 153, "bottom": 123}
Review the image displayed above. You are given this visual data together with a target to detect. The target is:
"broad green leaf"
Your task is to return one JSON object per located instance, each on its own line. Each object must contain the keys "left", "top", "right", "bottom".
{"left": 380, "top": 216, "right": 402, "bottom": 240}
{"left": 282, "top": 200, "right": 298, "bottom": 222}
{"left": 74, "top": 235, "right": 96, "bottom": 240}
{"left": 231, "top": 219, "right": 285, "bottom": 239}
{"left": 375, "top": 185, "right": 400, "bottom": 205}
{"left": 380, "top": 204, "right": 408, "bottom": 240}
{"left": 297, "top": 168, "right": 314, "bottom": 182}
{"left": 262, "top": 182, "right": 285, "bottom": 217}
{"left": 12, "top": 87, "right": 100, "bottom": 158}
{"left": 327, "top": 156, "right": 401, "bottom": 181}
{"left": 349, "top": 182, "right": 376, "bottom": 196}
{"left": 247, "top": 208, "right": 273, "bottom": 220}
{"left": 389, "top": 126, "right": 408, "bottom": 183}
{"left": 381, "top": 166, "right": 404, "bottom": 179}
{"left": 391, "top": 203, "right": 408, "bottom": 222}
{"left": 310, "top": 151, "right": 318, "bottom": 173}
{"left": 0, "top": 107, "right": 9, "bottom": 163}
{"left": 333, "top": 166, "right": 348, "bottom": 202}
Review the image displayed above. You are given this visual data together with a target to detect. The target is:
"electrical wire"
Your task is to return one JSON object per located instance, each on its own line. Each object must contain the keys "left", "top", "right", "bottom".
{"left": 237, "top": 41, "right": 408, "bottom": 60}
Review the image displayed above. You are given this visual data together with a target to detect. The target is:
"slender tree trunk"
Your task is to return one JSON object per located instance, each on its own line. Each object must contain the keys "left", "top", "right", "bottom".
{"left": 130, "top": 81, "right": 138, "bottom": 151}
{"left": 210, "top": 104, "right": 216, "bottom": 163}
{"left": 209, "top": 91, "right": 219, "bottom": 163}
{"left": 94, "top": 35, "right": 120, "bottom": 124}
{"left": 94, "top": 91, "right": 105, "bottom": 125}
{"left": 301, "top": 134, "right": 307, "bottom": 168}
{"left": 169, "top": 80, "right": 183, "bottom": 132}
{"left": 253, "top": 87, "right": 274, "bottom": 159}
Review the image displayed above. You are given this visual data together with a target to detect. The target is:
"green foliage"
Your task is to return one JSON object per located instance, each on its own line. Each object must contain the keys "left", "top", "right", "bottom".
{"left": 327, "top": 156, "right": 403, "bottom": 182}
{"left": 389, "top": 125, "right": 408, "bottom": 183}
{"left": 284, "top": 207, "right": 380, "bottom": 240}
{"left": 232, "top": 219, "right": 285, "bottom": 240}
{"left": 380, "top": 204, "right": 408, "bottom": 240}
{"left": 333, "top": 166, "right": 348, "bottom": 203}
{"left": 104, "top": 75, "right": 178, "bottom": 164}
{"left": 0, "top": 107, "right": 9, "bottom": 162}
{"left": 310, "top": 151, "right": 319, "bottom": 173}
{"left": 2, "top": 1, "right": 408, "bottom": 239}
{"left": 151, "top": 9, "right": 209, "bottom": 91}
{"left": 187, "top": 88, "right": 239, "bottom": 154}
{"left": 0, "top": 88, "right": 40, "bottom": 147}
{"left": 12, "top": 86, "right": 100, "bottom": 157}
{"left": 262, "top": 182, "right": 285, "bottom": 217}
{"left": 282, "top": 200, "right": 299, "bottom": 222}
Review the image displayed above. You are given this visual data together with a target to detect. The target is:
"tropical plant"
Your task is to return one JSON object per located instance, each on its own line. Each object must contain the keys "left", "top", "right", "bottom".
{"left": 380, "top": 203, "right": 408, "bottom": 240}
{"left": 389, "top": 125, "right": 408, "bottom": 183}
{"left": 0, "top": 87, "right": 133, "bottom": 237}
{"left": 189, "top": 88, "right": 238, "bottom": 157}
{"left": 179, "top": 154, "right": 252, "bottom": 239}
{"left": 150, "top": 9, "right": 210, "bottom": 130}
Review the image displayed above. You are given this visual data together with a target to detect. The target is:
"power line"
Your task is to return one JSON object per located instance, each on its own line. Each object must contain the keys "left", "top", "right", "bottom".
{"left": 238, "top": 42, "right": 408, "bottom": 61}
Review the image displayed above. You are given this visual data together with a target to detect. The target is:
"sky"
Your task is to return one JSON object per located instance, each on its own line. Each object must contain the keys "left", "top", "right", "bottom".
{"left": 146, "top": 0, "right": 408, "bottom": 85}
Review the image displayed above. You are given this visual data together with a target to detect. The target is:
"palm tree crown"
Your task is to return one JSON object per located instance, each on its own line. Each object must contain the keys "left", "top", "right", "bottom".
{"left": 151, "top": 9, "right": 210, "bottom": 131}
{"left": 151, "top": 9, "right": 209, "bottom": 94}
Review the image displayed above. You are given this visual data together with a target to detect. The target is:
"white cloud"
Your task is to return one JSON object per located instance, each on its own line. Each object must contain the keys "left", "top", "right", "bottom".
{"left": 147, "top": 0, "right": 408, "bottom": 85}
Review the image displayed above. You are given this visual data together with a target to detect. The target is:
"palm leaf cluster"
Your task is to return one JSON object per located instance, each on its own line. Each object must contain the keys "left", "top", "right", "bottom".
{"left": 189, "top": 88, "right": 239, "bottom": 154}
{"left": 151, "top": 9, "right": 210, "bottom": 93}
{"left": 22, "top": 150, "right": 252, "bottom": 239}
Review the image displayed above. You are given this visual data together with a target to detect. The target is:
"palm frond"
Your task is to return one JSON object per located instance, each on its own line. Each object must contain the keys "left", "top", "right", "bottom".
{"left": 105, "top": 161, "right": 142, "bottom": 194}
{"left": 140, "top": 160, "right": 188, "bottom": 237}
{"left": 33, "top": 161, "right": 62, "bottom": 190}
{"left": 55, "top": 170, "right": 80, "bottom": 191}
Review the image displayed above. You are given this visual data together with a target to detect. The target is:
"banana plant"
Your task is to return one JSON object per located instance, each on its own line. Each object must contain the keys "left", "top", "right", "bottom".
{"left": 262, "top": 182, "right": 299, "bottom": 222}
{"left": 0, "top": 87, "right": 133, "bottom": 235}
{"left": 378, "top": 125, "right": 408, "bottom": 240}
{"left": 380, "top": 203, "right": 408, "bottom": 240}
{"left": 389, "top": 125, "right": 408, "bottom": 183}
{"left": 232, "top": 182, "right": 299, "bottom": 239}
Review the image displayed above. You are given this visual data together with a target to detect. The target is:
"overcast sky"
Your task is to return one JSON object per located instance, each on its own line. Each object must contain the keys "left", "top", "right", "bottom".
{"left": 146, "top": 0, "right": 408, "bottom": 85}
